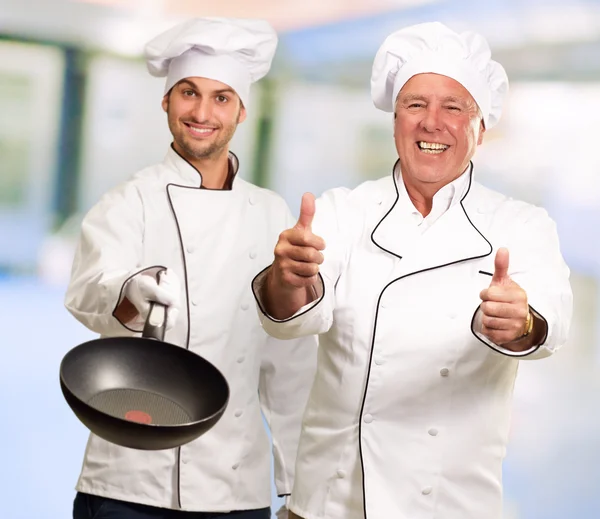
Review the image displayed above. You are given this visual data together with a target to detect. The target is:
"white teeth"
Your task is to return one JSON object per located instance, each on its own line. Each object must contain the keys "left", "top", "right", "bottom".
{"left": 418, "top": 141, "right": 449, "bottom": 152}
{"left": 188, "top": 126, "right": 214, "bottom": 134}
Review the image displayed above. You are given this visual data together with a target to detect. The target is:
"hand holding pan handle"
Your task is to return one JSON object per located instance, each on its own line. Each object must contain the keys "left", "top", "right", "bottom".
{"left": 60, "top": 270, "right": 228, "bottom": 451}
{"left": 142, "top": 269, "right": 169, "bottom": 341}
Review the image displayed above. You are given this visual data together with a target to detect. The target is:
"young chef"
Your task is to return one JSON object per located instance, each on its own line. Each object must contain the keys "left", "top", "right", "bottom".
{"left": 65, "top": 17, "right": 316, "bottom": 519}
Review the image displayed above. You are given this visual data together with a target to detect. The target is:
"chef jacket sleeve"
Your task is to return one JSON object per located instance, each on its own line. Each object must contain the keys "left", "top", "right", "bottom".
{"left": 259, "top": 333, "right": 317, "bottom": 495}
{"left": 252, "top": 187, "right": 352, "bottom": 339}
{"left": 472, "top": 205, "right": 573, "bottom": 359}
{"left": 64, "top": 181, "right": 164, "bottom": 336}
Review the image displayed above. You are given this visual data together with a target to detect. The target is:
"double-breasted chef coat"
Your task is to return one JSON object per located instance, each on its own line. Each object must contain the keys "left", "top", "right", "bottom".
{"left": 65, "top": 146, "right": 317, "bottom": 512}
{"left": 253, "top": 161, "right": 573, "bottom": 519}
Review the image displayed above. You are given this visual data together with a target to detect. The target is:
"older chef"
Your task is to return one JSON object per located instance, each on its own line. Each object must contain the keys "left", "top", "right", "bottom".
{"left": 65, "top": 17, "right": 316, "bottom": 519}
{"left": 252, "top": 21, "right": 573, "bottom": 519}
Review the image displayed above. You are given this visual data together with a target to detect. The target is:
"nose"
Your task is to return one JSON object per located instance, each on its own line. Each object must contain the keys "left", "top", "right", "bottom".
{"left": 192, "top": 98, "right": 213, "bottom": 123}
{"left": 421, "top": 105, "right": 443, "bottom": 132}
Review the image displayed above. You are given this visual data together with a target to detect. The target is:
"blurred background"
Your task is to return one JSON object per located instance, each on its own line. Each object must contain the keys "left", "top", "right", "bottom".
{"left": 1, "top": 0, "right": 600, "bottom": 517}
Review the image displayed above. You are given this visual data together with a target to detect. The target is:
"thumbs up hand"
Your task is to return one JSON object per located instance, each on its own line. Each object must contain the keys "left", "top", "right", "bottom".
{"left": 479, "top": 248, "right": 531, "bottom": 346}
{"left": 262, "top": 193, "right": 326, "bottom": 319}
{"left": 273, "top": 192, "right": 326, "bottom": 287}
{"left": 295, "top": 192, "right": 317, "bottom": 234}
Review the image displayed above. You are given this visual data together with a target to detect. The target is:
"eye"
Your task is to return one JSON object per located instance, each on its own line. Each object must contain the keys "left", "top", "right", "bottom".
{"left": 182, "top": 89, "right": 196, "bottom": 97}
{"left": 446, "top": 105, "right": 461, "bottom": 112}
{"left": 216, "top": 95, "right": 229, "bottom": 103}
{"left": 407, "top": 102, "right": 424, "bottom": 109}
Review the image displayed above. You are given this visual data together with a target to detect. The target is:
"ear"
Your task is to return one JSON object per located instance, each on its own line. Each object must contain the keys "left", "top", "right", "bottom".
{"left": 161, "top": 94, "right": 169, "bottom": 113}
{"left": 477, "top": 119, "right": 486, "bottom": 145}
{"left": 237, "top": 104, "right": 247, "bottom": 124}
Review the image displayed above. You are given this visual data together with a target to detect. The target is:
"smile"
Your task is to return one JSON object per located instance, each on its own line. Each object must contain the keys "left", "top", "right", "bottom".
{"left": 185, "top": 123, "right": 216, "bottom": 137}
{"left": 417, "top": 141, "right": 449, "bottom": 154}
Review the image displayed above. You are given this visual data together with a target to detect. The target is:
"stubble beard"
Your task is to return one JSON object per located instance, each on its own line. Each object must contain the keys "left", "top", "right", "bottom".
{"left": 169, "top": 109, "right": 240, "bottom": 162}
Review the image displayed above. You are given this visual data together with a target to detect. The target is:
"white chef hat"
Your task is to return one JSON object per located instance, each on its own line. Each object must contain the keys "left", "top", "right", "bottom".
{"left": 371, "top": 21, "right": 509, "bottom": 128}
{"left": 144, "top": 17, "right": 278, "bottom": 109}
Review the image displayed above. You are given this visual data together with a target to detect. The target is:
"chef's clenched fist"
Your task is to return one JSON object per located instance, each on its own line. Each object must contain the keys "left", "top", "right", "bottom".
{"left": 263, "top": 193, "right": 326, "bottom": 319}
{"left": 479, "top": 248, "right": 542, "bottom": 351}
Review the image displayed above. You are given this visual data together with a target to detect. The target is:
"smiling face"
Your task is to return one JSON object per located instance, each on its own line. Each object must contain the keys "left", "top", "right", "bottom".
{"left": 162, "top": 76, "right": 246, "bottom": 164}
{"left": 394, "top": 73, "right": 485, "bottom": 190}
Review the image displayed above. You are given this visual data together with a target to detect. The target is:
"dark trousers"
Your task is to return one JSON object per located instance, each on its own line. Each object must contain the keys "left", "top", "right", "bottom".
{"left": 74, "top": 492, "right": 271, "bottom": 519}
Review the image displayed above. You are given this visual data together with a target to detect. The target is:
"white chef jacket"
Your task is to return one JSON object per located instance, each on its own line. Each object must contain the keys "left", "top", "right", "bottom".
{"left": 253, "top": 161, "right": 572, "bottom": 519}
{"left": 64, "top": 146, "right": 317, "bottom": 512}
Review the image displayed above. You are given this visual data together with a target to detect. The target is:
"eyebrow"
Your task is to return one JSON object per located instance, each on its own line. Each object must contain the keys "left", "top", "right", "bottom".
{"left": 176, "top": 80, "right": 235, "bottom": 96}
{"left": 400, "top": 93, "right": 428, "bottom": 103}
{"left": 213, "top": 88, "right": 236, "bottom": 96}
{"left": 400, "top": 93, "right": 470, "bottom": 106}
{"left": 441, "top": 96, "right": 467, "bottom": 105}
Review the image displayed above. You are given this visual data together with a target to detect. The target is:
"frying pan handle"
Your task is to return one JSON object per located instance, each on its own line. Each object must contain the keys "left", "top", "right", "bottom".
{"left": 143, "top": 302, "right": 167, "bottom": 341}
{"left": 142, "top": 269, "right": 167, "bottom": 341}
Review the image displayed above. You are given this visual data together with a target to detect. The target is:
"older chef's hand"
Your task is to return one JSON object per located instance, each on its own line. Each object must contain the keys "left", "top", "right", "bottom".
{"left": 120, "top": 269, "right": 181, "bottom": 329}
{"left": 263, "top": 193, "right": 326, "bottom": 320}
{"left": 479, "top": 248, "right": 533, "bottom": 350}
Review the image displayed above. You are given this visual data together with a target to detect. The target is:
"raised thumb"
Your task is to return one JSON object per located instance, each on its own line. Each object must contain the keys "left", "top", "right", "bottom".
{"left": 491, "top": 247, "right": 510, "bottom": 286}
{"left": 296, "top": 192, "right": 316, "bottom": 230}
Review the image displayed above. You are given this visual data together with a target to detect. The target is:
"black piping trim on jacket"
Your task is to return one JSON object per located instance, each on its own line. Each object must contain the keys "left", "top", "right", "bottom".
{"left": 369, "top": 158, "right": 403, "bottom": 259}
{"left": 358, "top": 161, "right": 493, "bottom": 519}
{"left": 166, "top": 183, "right": 191, "bottom": 510}
{"left": 164, "top": 149, "right": 239, "bottom": 509}
{"left": 251, "top": 266, "right": 327, "bottom": 323}
{"left": 170, "top": 143, "right": 239, "bottom": 190}
{"left": 111, "top": 265, "right": 168, "bottom": 332}
{"left": 165, "top": 185, "right": 192, "bottom": 353}
{"left": 471, "top": 272, "right": 550, "bottom": 358}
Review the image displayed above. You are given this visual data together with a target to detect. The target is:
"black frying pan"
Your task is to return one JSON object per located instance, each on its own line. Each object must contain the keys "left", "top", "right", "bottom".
{"left": 60, "top": 297, "right": 229, "bottom": 450}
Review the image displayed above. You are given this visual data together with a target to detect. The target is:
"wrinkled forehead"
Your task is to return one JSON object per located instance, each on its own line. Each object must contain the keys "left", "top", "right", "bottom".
{"left": 397, "top": 73, "right": 479, "bottom": 108}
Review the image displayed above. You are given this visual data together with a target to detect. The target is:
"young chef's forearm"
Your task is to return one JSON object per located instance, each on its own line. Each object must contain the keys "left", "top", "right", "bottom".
{"left": 113, "top": 297, "right": 139, "bottom": 324}
{"left": 261, "top": 267, "right": 317, "bottom": 320}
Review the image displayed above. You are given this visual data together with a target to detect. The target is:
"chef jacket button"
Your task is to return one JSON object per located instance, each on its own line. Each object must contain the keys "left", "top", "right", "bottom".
{"left": 241, "top": 302, "right": 249, "bottom": 311}
{"left": 232, "top": 462, "right": 240, "bottom": 470}
{"left": 186, "top": 245, "right": 195, "bottom": 254}
{"left": 182, "top": 458, "right": 189, "bottom": 464}
{"left": 428, "top": 428, "right": 439, "bottom": 437}
{"left": 249, "top": 251, "right": 257, "bottom": 259}
{"left": 477, "top": 207, "right": 486, "bottom": 214}
{"left": 191, "top": 299, "right": 198, "bottom": 306}
{"left": 234, "top": 409, "right": 243, "bottom": 418}
{"left": 336, "top": 469, "right": 346, "bottom": 479}
{"left": 237, "top": 356, "right": 245, "bottom": 364}
{"left": 363, "top": 414, "right": 373, "bottom": 424}
{"left": 422, "top": 486, "right": 433, "bottom": 495}
{"left": 447, "top": 311, "right": 457, "bottom": 320}
{"left": 440, "top": 368, "right": 449, "bottom": 377}
{"left": 374, "top": 356, "right": 385, "bottom": 366}
{"left": 249, "top": 196, "right": 256, "bottom": 206}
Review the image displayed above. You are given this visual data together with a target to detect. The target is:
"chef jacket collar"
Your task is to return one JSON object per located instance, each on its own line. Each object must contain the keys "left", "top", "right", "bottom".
{"left": 165, "top": 144, "right": 240, "bottom": 189}
{"left": 394, "top": 162, "right": 471, "bottom": 220}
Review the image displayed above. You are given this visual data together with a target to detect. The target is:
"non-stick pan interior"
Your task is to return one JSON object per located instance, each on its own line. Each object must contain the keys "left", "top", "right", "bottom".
{"left": 60, "top": 337, "right": 228, "bottom": 425}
